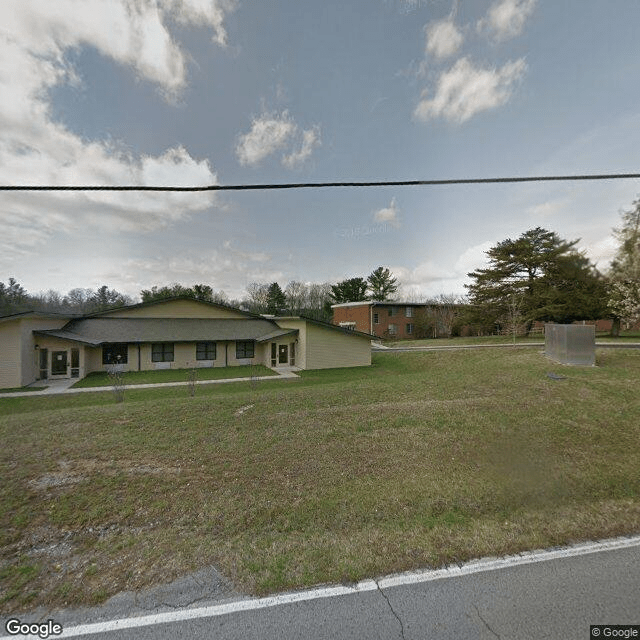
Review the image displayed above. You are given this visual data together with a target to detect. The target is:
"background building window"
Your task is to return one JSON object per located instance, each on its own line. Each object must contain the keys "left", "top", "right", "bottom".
{"left": 102, "top": 343, "right": 128, "bottom": 364}
{"left": 388, "top": 307, "right": 397, "bottom": 317}
{"left": 388, "top": 323, "right": 397, "bottom": 335}
{"left": 406, "top": 323, "right": 414, "bottom": 335}
{"left": 152, "top": 343, "right": 174, "bottom": 362}
{"left": 196, "top": 341, "right": 216, "bottom": 360}
{"left": 236, "top": 341, "right": 255, "bottom": 358}
{"left": 405, "top": 307, "right": 413, "bottom": 318}
{"left": 373, "top": 313, "right": 379, "bottom": 324}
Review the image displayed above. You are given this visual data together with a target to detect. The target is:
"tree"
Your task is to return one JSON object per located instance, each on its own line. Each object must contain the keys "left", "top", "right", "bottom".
{"left": 465, "top": 227, "right": 609, "bottom": 332}
{"left": 329, "top": 277, "right": 368, "bottom": 304}
{"left": 284, "top": 281, "right": 307, "bottom": 315}
{"left": 608, "top": 198, "right": 640, "bottom": 334}
{"left": 89, "top": 286, "right": 132, "bottom": 312}
{"left": 0, "top": 278, "right": 28, "bottom": 314}
{"left": 265, "top": 282, "right": 286, "bottom": 314}
{"left": 367, "top": 266, "right": 398, "bottom": 301}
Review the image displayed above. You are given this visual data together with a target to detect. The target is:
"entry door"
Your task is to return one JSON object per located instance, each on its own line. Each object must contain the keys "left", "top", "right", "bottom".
{"left": 51, "top": 351, "right": 68, "bottom": 376}
{"left": 39, "top": 349, "right": 48, "bottom": 379}
{"left": 278, "top": 344, "right": 288, "bottom": 364}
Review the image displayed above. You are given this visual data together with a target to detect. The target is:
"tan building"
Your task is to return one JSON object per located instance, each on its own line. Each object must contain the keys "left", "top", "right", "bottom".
{"left": 0, "top": 297, "right": 372, "bottom": 389}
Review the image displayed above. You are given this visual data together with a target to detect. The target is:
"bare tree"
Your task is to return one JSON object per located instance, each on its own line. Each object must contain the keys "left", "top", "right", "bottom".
{"left": 285, "top": 281, "right": 307, "bottom": 314}
{"left": 425, "top": 294, "right": 464, "bottom": 337}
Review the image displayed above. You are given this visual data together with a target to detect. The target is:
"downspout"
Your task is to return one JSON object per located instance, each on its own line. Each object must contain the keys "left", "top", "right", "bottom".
{"left": 370, "top": 303, "right": 373, "bottom": 335}
{"left": 225, "top": 342, "right": 228, "bottom": 367}
{"left": 138, "top": 344, "right": 141, "bottom": 371}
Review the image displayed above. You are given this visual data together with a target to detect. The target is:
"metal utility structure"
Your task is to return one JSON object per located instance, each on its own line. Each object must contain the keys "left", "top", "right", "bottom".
{"left": 545, "top": 324, "right": 596, "bottom": 366}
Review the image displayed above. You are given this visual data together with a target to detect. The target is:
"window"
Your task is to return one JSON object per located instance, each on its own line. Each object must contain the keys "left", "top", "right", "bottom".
{"left": 152, "top": 343, "right": 174, "bottom": 362}
{"left": 388, "top": 306, "right": 397, "bottom": 317}
{"left": 406, "top": 323, "right": 414, "bottom": 335}
{"left": 388, "top": 323, "right": 397, "bottom": 335}
{"left": 339, "top": 321, "right": 356, "bottom": 330}
{"left": 405, "top": 307, "right": 413, "bottom": 318}
{"left": 236, "top": 340, "right": 255, "bottom": 358}
{"left": 103, "top": 343, "right": 128, "bottom": 364}
{"left": 196, "top": 341, "right": 216, "bottom": 360}
{"left": 373, "top": 313, "right": 379, "bottom": 324}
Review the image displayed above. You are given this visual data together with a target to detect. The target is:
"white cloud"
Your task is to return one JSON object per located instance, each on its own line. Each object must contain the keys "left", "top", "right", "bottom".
{"left": 424, "top": 18, "right": 464, "bottom": 60}
{"left": 235, "top": 111, "right": 297, "bottom": 166}
{"left": 527, "top": 198, "right": 569, "bottom": 219}
{"left": 0, "top": 1, "right": 231, "bottom": 269}
{"left": 413, "top": 56, "right": 526, "bottom": 123}
{"left": 373, "top": 198, "right": 401, "bottom": 228}
{"left": 283, "top": 126, "right": 322, "bottom": 169}
{"left": 478, "top": 0, "right": 536, "bottom": 42}
{"left": 236, "top": 111, "right": 321, "bottom": 168}
{"left": 583, "top": 235, "right": 618, "bottom": 270}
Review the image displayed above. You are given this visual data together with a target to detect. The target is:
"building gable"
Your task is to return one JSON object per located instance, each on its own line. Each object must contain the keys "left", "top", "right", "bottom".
{"left": 91, "top": 297, "right": 253, "bottom": 320}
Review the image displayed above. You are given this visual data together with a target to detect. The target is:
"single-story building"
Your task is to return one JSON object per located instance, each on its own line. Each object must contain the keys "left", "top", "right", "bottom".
{"left": 0, "top": 297, "right": 373, "bottom": 389}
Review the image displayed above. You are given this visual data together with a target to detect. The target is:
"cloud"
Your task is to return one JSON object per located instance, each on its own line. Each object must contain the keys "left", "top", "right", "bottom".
{"left": 235, "top": 112, "right": 297, "bottom": 166}
{"left": 478, "top": 0, "right": 536, "bottom": 42}
{"left": 373, "top": 198, "right": 401, "bottom": 228}
{"left": 527, "top": 198, "right": 569, "bottom": 219}
{"left": 283, "top": 125, "right": 322, "bottom": 169}
{"left": 424, "top": 18, "right": 464, "bottom": 60}
{"left": 413, "top": 56, "right": 526, "bottom": 123}
{"left": 236, "top": 111, "right": 321, "bottom": 168}
{"left": 0, "top": 1, "right": 231, "bottom": 268}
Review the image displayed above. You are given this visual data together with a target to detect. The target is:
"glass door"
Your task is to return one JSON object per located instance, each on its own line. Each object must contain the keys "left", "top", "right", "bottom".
{"left": 39, "top": 348, "right": 48, "bottom": 379}
{"left": 51, "top": 351, "right": 68, "bottom": 376}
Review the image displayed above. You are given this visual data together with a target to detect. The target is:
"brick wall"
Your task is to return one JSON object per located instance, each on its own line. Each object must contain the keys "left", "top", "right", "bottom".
{"left": 331, "top": 305, "right": 372, "bottom": 334}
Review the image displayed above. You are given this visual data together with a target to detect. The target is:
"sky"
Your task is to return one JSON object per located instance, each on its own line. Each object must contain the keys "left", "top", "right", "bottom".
{"left": 2, "top": 0, "right": 640, "bottom": 302}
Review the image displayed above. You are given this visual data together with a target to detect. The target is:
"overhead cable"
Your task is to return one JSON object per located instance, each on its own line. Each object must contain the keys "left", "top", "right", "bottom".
{"left": 1, "top": 173, "right": 640, "bottom": 192}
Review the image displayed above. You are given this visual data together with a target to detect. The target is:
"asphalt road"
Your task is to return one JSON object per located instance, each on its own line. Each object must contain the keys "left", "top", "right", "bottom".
{"left": 6, "top": 538, "right": 636, "bottom": 640}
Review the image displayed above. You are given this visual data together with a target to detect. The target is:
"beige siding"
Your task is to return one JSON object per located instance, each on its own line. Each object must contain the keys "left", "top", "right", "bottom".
{"left": 0, "top": 316, "right": 70, "bottom": 387}
{"left": 273, "top": 318, "right": 370, "bottom": 370}
{"left": 101, "top": 299, "right": 249, "bottom": 319}
{"left": 272, "top": 319, "right": 307, "bottom": 369}
{"left": 305, "top": 323, "right": 370, "bottom": 369}
{"left": 0, "top": 321, "right": 21, "bottom": 388}
{"left": 84, "top": 340, "right": 267, "bottom": 373}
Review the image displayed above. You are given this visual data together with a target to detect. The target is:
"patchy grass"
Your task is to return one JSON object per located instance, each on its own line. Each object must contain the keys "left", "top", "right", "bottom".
{"left": 1, "top": 349, "right": 639, "bottom": 612}
{"left": 0, "top": 386, "right": 48, "bottom": 394}
{"left": 71, "top": 365, "right": 277, "bottom": 388}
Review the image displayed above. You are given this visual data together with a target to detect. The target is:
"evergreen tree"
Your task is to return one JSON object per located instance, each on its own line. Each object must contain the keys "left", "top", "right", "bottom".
{"left": 466, "top": 227, "right": 609, "bottom": 331}
{"left": 265, "top": 282, "right": 286, "bottom": 314}
{"left": 367, "top": 266, "right": 398, "bottom": 301}
{"left": 329, "top": 277, "right": 368, "bottom": 304}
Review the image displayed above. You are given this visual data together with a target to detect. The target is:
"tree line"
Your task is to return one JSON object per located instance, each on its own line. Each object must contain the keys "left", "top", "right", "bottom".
{"left": 2, "top": 197, "right": 639, "bottom": 334}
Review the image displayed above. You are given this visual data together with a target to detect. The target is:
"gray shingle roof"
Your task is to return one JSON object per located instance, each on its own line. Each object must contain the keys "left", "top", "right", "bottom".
{"left": 34, "top": 317, "right": 295, "bottom": 345}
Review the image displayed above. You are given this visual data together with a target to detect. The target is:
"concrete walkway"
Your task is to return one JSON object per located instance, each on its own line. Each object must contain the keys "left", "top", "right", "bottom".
{"left": 374, "top": 341, "right": 640, "bottom": 352}
{"left": 0, "top": 368, "right": 301, "bottom": 399}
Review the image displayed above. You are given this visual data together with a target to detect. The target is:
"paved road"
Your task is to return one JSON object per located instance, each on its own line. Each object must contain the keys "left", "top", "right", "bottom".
{"left": 5, "top": 537, "right": 637, "bottom": 640}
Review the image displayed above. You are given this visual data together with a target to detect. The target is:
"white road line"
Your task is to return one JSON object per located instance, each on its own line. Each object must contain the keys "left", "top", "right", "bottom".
{"left": 4, "top": 535, "right": 640, "bottom": 639}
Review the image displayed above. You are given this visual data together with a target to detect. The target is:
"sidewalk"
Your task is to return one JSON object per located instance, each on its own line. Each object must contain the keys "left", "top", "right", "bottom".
{"left": 0, "top": 368, "right": 300, "bottom": 399}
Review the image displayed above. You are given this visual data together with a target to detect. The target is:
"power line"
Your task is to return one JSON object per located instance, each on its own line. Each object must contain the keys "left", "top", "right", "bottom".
{"left": 1, "top": 173, "right": 640, "bottom": 192}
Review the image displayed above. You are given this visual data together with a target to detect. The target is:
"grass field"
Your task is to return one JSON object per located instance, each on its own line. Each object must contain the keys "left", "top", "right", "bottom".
{"left": 71, "top": 364, "right": 276, "bottom": 388}
{"left": 1, "top": 348, "right": 639, "bottom": 613}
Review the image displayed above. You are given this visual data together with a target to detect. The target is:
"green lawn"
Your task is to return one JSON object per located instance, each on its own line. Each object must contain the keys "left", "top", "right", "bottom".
{"left": 1, "top": 349, "right": 639, "bottom": 613}
{"left": 0, "top": 386, "right": 48, "bottom": 393}
{"left": 71, "top": 364, "right": 277, "bottom": 388}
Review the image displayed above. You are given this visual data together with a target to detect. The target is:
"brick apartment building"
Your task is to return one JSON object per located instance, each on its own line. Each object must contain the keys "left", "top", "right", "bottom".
{"left": 332, "top": 301, "right": 631, "bottom": 340}
{"left": 331, "top": 301, "right": 434, "bottom": 339}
